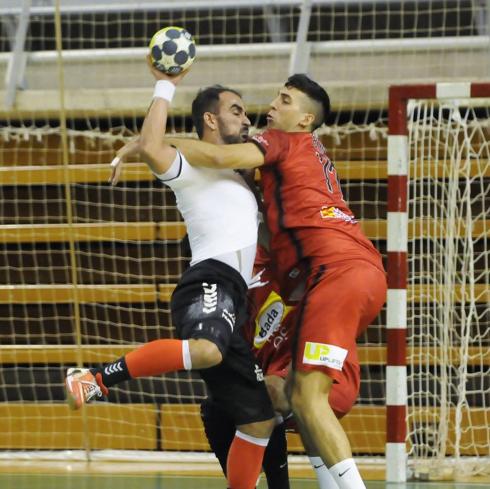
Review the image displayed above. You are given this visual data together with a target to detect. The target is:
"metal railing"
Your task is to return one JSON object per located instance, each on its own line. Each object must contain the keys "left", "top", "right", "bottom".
{"left": 2, "top": 0, "right": 490, "bottom": 109}
{"left": 0, "top": 0, "right": 449, "bottom": 16}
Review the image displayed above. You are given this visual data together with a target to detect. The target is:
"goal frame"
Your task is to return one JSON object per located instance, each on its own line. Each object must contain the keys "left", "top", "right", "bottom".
{"left": 385, "top": 81, "right": 490, "bottom": 482}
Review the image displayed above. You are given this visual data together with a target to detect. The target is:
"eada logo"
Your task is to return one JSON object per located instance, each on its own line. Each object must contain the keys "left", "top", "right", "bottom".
{"left": 253, "top": 290, "right": 287, "bottom": 349}
{"left": 302, "top": 341, "right": 347, "bottom": 370}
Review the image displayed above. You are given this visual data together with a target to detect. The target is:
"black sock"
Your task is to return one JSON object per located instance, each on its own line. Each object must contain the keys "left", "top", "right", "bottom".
{"left": 263, "top": 422, "right": 290, "bottom": 489}
{"left": 90, "top": 356, "right": 131, "bottom": 388}
{"left": 200, "top": 399, "right": 236, "bottom": 476}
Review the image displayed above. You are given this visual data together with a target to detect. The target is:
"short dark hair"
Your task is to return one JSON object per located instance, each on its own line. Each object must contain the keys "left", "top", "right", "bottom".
{"left": 285, "top": 74, "right": 330, "bottom": 130}
{"left": 191, "top": 85, "right": 242, "bottom": 138}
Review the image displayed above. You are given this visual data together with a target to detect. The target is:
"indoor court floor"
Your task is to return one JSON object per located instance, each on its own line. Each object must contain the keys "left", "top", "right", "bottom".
{"left": 1, "top": 474, "right": 488, "bottom": 489}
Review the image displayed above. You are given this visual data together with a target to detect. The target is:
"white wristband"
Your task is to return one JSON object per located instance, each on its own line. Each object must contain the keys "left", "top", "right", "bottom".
{"left": 110, "top": 156, "right": 120, "bottom": 168}
{"left": 153, "top": 80, "right": 176, "bottom": 102}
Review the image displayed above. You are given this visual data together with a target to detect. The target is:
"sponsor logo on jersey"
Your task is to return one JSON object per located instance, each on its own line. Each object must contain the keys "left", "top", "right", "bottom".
{"left": 302, "top": 341, "right": 348, "bottom": 370}
{"left": 253, "top": 290, "right": 292, "bottom": 349}
{"left": 320, "top": 206, "right": 357, "bottom": 223}
{"left": 252, "top": 134, "right": 269, "bottom": 147}
{"left": 202, "top": 282, "right": 217, "bottom": 313}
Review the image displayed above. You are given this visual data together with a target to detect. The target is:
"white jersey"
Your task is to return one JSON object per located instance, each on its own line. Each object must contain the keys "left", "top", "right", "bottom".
{"left": 154, "top": 151, "right": 259, "bottom": 283}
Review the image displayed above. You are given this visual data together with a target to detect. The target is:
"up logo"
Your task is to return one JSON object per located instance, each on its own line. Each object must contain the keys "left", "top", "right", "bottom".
{"left": 253, "top": 291, "right": 289, "bottom": 349}
{"left": 302, "top": 341, "right": 348, "bottom": 370}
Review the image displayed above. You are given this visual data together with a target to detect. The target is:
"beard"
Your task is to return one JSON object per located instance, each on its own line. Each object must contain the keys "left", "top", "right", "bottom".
{"left": 221, "top": 132, "right": 243, "bottom": 144}
{"left": 218, "top": 119, "right": 249, "bottom": 144}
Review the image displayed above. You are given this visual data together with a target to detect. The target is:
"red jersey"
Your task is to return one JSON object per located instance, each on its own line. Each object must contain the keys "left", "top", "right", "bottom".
{"left": 251, "top": 129, "right": 383, "bottom": 286}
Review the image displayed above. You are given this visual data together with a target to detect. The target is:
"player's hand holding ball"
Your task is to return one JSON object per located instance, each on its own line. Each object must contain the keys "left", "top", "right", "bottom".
{"left": 109, "top": 26, "right": 196, "bottom": 185}
{"left": 148, "top": 26, "right": 196, "bottom": 84}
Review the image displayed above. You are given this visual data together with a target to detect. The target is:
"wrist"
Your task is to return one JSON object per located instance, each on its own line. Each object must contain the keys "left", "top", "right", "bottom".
{"left": 153, "top": 80, "right": 176, "bottom": 102}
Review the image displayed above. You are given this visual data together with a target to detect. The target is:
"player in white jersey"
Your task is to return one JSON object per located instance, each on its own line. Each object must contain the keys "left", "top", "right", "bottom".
{"left": 65, "top": 59, "right": 275, "bottom": 489}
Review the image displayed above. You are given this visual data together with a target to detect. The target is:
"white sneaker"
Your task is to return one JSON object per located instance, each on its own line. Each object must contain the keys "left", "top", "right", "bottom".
{"left": 65, "top": 368, "right": 104, "bottom": 410}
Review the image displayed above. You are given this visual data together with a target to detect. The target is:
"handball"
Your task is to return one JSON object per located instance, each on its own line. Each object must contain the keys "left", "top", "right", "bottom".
{"left": 149, "top": 26, "right": 196, "bottom": 75}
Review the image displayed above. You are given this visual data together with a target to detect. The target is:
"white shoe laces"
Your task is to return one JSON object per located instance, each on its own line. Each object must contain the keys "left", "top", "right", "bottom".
{"left": 80, "top": 379, "right": 102, "bottom": 401}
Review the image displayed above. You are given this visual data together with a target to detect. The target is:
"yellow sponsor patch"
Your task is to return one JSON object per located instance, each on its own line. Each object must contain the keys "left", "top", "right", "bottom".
{"left": 319, "top": 206, "right": 357, "bottom": 223}
{"left": 303, "top": 341, "right": 348, "bottom": 370}
{"left": 253, "top": 290, "right": 292, "bottom": 349}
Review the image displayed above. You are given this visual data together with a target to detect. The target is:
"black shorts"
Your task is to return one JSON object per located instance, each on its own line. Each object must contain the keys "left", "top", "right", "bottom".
{"left": 171, "top": 259, "right": 249, "bottom": 351}
{"left": 199, "top": 330, "right": 274, "bottom": 425}
{"left": 171, "top": 259, "right": 274, "bottom": 426}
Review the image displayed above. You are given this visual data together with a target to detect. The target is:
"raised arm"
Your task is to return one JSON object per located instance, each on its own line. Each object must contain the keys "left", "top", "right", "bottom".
{"left": 132, "top": 56, "right": 192, "bottom": 175}
{"left": 166, "top": 137, "right": 265, "bottom": 170}
{"left": 109, "top": 58, "right": 188, "bottom": 185}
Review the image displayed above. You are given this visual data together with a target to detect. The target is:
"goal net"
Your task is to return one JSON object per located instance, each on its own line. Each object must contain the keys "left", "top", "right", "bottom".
{"left": 0, "top": 0, "right": 488, "bottom": 479}
{"left": 406, "top": 94, "right": 489, "bottom": 479}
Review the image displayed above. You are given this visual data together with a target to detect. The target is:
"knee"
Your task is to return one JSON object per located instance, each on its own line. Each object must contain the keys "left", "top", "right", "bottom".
{"left": 239, "top": 417, "right": 275, "bottom": 439}
{"left": 289, "top": 371, "right": 332, "bottom": 418}
{"left": 189, "top": 339, "right": 223, "bottom": 369}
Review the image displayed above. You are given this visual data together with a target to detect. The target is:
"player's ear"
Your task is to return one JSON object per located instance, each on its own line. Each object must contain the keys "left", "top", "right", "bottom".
{"left": 203, "top": 112, "right": 218, "bottom": 132}
{"left": 299, "top": 112, "right": 315, "bottom": 130}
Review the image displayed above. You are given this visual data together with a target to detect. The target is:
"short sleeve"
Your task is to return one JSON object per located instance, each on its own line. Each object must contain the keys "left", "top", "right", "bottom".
{"left": 250, "top": 129, "right": 290, "bottom": 166}
{"left": 152, "top": 151, "right": 182, "bottom": 182}
{"left": 153, "top": 150, "right": 201, "bottom": 188}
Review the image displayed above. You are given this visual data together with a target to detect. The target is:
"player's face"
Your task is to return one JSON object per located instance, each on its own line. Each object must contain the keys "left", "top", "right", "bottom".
{"left": 216, "top": 91, "right": 251, "bottom": 144}
{"left": 267, "top": 87, "right": 313, "bottom": 132}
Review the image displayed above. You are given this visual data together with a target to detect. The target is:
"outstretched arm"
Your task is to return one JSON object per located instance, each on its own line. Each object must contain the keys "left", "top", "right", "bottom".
{"left": 165, "top": 137, "right": 265, "bottom": 170}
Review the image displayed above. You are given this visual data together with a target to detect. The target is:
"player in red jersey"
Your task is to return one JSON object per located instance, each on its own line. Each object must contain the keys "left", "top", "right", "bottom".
{"left": 203, "top": 245, "right": 367, "bottom": 488}
{"left": 164, "top": 74, "right": 387, "bottom": 489}
{"left": 247, "top": 246, "right": 366, "bottom": 489}
{"left": 250, "top": 246, "right": 367, "bottom": 489}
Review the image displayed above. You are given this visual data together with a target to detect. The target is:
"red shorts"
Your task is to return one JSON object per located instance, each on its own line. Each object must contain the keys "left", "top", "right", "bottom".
{"left": 244, "top": 257, "right": 385, "bottom": 417}
{"left": 291, "top": 260, "right": 387, "bottom": 385}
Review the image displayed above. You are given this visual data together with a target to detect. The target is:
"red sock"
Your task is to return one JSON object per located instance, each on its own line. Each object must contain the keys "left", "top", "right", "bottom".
{"left": 125, "top": 339, "right": 188, "bottom": 377}
{"left": 227, "top": 431, "right": 269, "bottom": 489}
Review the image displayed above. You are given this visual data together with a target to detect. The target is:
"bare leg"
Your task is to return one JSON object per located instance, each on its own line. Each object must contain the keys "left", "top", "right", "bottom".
{"left": 290, "top": 370, "right": 365, "bottom": 489}
{"left": 290, "top": 370, "right": 352, "bottom": 464}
